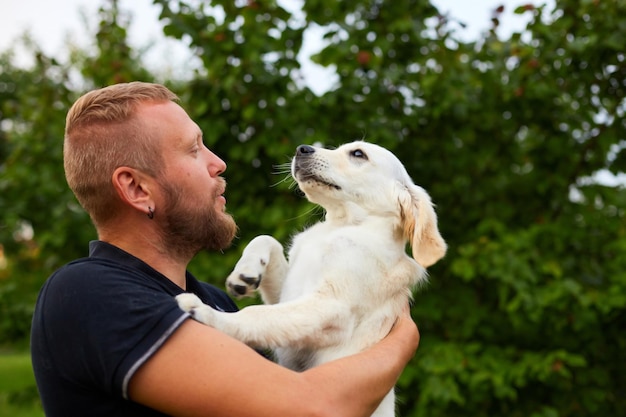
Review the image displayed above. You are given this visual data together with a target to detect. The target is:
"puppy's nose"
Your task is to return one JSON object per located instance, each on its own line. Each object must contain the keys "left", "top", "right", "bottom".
{"left": 296, "top": 145, "right": 315, "bottom": 156}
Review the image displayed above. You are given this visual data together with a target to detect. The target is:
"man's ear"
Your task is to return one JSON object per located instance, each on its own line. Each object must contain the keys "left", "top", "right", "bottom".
{"left": 112, "top": 166, "right": 155, "bottom": 217}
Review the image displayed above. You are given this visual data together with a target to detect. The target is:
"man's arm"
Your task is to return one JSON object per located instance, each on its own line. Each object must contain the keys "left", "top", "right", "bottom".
{"left": 128, "top": 308, "right": 419, "bottom": 417}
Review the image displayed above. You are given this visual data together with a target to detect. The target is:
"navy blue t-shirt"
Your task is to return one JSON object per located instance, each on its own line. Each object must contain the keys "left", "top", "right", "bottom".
{"left": 31, "top": 241, "right": 238, "bottom": 417}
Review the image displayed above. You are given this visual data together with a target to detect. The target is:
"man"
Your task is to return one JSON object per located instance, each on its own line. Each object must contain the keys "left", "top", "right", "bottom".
{"left": 31, "top": 82, "right": 420, "bottom": 417}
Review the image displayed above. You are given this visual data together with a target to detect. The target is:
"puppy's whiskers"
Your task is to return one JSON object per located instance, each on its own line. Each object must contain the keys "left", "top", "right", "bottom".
{"left": 270, "top": 174, "right": 295, "bottom": 188}
{"left": 286, "top": 204, "right": 324, "bottom": 222}
{"left": 272, "top": 162, "right": 292, "bottom": 174}
{"left": 271, "top": 162, "right": 295, "bottom": 188}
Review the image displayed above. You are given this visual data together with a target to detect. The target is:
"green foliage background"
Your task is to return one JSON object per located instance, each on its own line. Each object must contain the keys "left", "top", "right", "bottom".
{"left": 1, "top": 0, "right": 625, "bottom": 416}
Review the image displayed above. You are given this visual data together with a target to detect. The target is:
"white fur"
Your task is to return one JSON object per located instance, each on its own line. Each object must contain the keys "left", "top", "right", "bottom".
{"left": 177, "top": 141, "right": 446, "bottom": 417}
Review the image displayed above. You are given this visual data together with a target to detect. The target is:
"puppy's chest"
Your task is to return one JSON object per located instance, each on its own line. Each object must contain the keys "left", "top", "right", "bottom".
{"left": 288, "top": 226, "right": 365, "bottom": 267}
{"left": 282, "top": 230, "right": 336, "bottom": 296}
{"left": 281, "top": 226, "right": 389, "bottom": 300}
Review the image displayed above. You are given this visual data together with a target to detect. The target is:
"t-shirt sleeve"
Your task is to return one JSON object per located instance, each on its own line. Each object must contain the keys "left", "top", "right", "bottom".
{"left": 34, "top": 261, "right": 191, "bottom": 400}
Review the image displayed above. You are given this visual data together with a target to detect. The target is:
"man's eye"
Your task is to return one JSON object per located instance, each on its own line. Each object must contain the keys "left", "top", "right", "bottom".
{"left": 350, "top": 149, "right": 368, "bottom": 159}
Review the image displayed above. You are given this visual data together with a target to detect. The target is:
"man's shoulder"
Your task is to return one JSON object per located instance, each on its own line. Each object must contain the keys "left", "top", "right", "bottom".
{"left": 46, "top": 256, "right": 141, "bottom": 288}
{"left": 39, "top": 256, "right": 179, "bottom": 310}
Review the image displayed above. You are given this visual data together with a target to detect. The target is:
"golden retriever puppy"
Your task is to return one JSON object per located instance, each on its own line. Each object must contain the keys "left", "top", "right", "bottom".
{"left": 177, "top": 141, "right": 446, "bottom": 417}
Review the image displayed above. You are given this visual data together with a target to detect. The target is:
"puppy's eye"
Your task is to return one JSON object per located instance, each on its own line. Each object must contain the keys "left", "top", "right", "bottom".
{"left": 350, "top": 149, "right": 368, "bottom": 160}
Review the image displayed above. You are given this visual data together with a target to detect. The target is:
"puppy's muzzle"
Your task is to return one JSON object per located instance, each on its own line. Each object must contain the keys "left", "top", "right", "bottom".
{"left": 293, "top": 144, "right": 316, "bottom": 175}
{"left": 292, "top": 144, "right": 341, "bottom": 190}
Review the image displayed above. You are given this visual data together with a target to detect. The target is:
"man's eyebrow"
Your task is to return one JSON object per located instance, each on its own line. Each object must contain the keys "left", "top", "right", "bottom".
{"left": 185, "top": 131, "right": 201, "bottom": 147}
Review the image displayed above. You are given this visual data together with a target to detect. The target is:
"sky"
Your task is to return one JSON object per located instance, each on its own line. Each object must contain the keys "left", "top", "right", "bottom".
{"left": 0, "top": 0, "right": 542, "bottom": 81}
{"left": 0, "top": 0, "right": 537, "bottom": 49}
{"left": 1, "top": 0, "right": 621, "bottom": 185}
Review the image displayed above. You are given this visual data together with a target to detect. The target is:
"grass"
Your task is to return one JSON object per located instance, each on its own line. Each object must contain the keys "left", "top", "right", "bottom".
{"left": 0, "top": 352, "right": 36, "bottom": 391}
{"left": 0, "top": 351, "right": 44, "bottom": 417}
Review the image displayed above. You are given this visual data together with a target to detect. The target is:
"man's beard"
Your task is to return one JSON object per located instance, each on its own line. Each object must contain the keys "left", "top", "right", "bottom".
{"left": 157, "top": 180, "right": 238, "bottom": 260}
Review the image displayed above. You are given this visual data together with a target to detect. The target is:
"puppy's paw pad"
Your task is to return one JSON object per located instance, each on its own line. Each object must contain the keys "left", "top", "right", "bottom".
{"left": 227, "top": 273, "right": 262, "bottom": 298}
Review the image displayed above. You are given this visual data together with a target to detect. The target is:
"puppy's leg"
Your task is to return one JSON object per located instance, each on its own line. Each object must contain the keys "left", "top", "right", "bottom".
{"left": 176, "top": 294, "right": 351, "bottom": 349}
{"left": 225, "top": 235, "right": 288, "bottom": 304}
{"left": 176, "top": 293, "right": 217, "bottom": 324}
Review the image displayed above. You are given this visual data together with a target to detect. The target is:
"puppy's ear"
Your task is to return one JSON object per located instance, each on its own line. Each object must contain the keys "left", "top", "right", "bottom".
{"left": 398, "top": 184, "right": 447, "bottom": 267}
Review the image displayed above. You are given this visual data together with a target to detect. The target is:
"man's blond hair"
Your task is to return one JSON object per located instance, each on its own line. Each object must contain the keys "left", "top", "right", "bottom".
{"left": 64, "top": 82, "right": 178, "bottom": 227}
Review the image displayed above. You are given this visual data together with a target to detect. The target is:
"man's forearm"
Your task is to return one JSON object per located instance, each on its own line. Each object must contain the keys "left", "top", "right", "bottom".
{"left": 300, "top": 310, "right": 419, "bottom": 417}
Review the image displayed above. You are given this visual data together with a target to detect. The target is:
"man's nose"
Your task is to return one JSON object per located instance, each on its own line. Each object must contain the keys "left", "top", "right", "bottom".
{"left": 207, "top": 150, "right": 226, "bottom": 176}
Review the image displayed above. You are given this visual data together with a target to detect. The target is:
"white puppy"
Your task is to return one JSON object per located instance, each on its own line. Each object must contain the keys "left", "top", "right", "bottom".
{"left": 177, "top": 141, "right": 446, "bottom": 417}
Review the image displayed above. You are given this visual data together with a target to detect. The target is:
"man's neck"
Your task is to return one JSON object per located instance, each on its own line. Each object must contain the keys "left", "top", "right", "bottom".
{"left": 99, "top": 229, "right": 189, "bottom": 290}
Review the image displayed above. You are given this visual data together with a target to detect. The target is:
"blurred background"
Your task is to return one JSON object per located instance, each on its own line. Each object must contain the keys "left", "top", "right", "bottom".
{"left": 0, "top": 0, "right": 624, "bottom": 416}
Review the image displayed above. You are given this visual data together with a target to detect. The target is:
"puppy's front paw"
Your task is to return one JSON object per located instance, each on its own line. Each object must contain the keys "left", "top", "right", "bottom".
{"left": 176, "top": 293, "right": 218, "bottom": 325}
{"left": 226, "top": 258, "right": 266, "bottom": 299}
{"left": 176, "top": 293, "right": 203, "bottom": 312}
{"left": 226, "top": 272, "right": 263, "bottom": 298}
